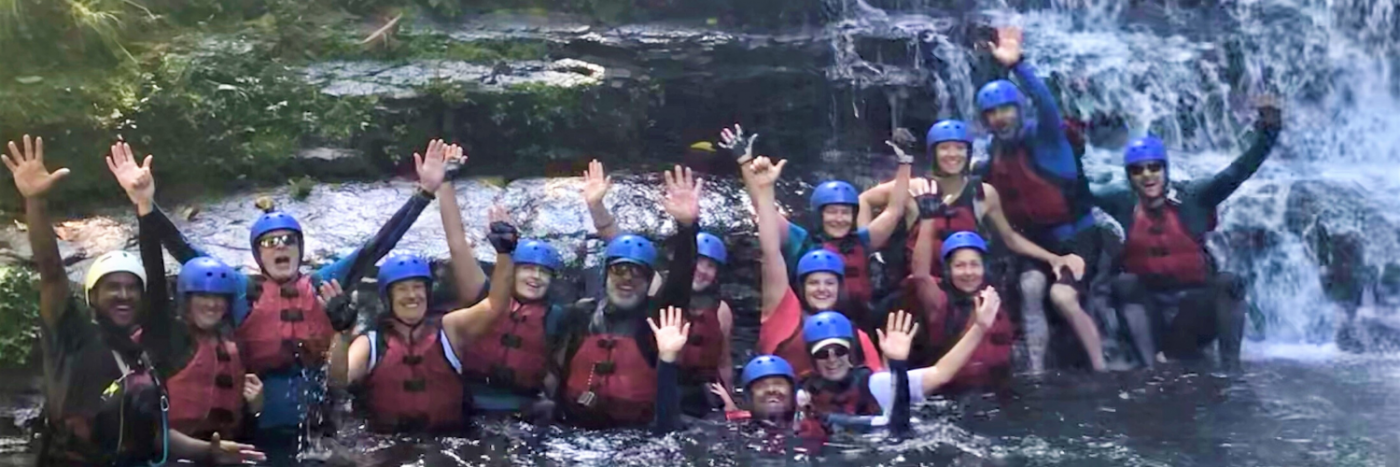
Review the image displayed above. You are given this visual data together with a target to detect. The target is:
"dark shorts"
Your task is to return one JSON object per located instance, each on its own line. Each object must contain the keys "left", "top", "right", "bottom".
{"left": 1020, "top": 224, "right": 1106, "bottom": 293}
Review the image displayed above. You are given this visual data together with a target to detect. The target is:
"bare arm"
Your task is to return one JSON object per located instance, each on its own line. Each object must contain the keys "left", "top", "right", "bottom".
{"left": 4, "top": 136, "right": 70, "bottom": 329}
{"left": 345, "top": 334, "right": 371, "bottom": 385}
{"left": 442, "top": 251, "right": 515, "bottom": 347}
{"left": 982, "top": 184, "right": 1060, "bottom": 264}
{"left": 716, "top": 301, "right": 735, "bottom": 390}
{"left": 917, "top": 324, "right": 987, "bottom": 395}
{"left": 866, "top": 163, "right": 911, "bottom": 249}
{"left": 439, "top": 179, "right": 487, "bottom": 307}
{"left": 857, "top": 182, "right": 893, "bottom": 228}
{"left": 746, "top": 158, "right": 792, "bottom": 322}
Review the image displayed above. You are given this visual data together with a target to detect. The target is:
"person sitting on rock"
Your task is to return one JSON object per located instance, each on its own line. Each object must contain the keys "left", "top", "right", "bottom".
{"left": 719, "top": 124, "right": 912, "bottom": 317}
{"left": 744, "top": 155, "right": 884, "bottom": 381}
{"left": 107, "top": 137, "right": 450, "bottom": 453}
{"left": 6, "top": 135, "right": 263, "bottom": 465}
{"left": 1096, "top": 99, "right": 1283, "bottom": 370}
{"left": 580, "top": 159, "right": 735, "bottom": 417}
{"left": 537, "top": 165, "right": 701, "bottom": 429}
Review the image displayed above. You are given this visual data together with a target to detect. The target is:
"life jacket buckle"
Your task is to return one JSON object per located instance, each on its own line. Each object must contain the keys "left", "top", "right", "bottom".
{"left": 280, "top": 309, "right": 304, "bottom": 322}
{"left": 214, "top": 374, "right": 235, "bottom": 389}
{"left": 403, "top": 378, "right": 427, "bottom": 392}
{"left": 490, "top": 365, "right": 515, "bottom": 384}
{"left": 595, "top": 339, "right": 616, "bottom": 350}
{"left": 279, "top": 282, "right": 301, "bottom": 298}
{"left": 594, "top": 361, "right": 616, "bottom": 375}
{"left": 500, "top": 334, "right": 523, "bottom": 349}
{"left": 402, "top": 355, "right": 424, "bottom": 366}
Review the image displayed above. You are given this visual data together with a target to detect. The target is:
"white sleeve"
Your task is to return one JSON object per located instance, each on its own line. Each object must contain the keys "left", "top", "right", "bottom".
{"left": 867, "top": 368, "right": 928, "bottom": 415}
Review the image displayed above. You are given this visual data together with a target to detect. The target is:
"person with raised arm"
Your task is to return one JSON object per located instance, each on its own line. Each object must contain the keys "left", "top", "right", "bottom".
{"left": 8, "top": 135, "right": 264, "bottom": 465}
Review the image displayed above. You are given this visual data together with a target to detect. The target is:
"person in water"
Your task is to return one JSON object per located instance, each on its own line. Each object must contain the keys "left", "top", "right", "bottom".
{"left": 581, "top": 159, "right": 735, "bottom": 416}
{"left": 746, "top": 155, "right": 884, "bottom": 380}
{"left": 107, "top": 138, "right": 450, "bottom": 451}
{"left": 1096, "top": 99, "right": 1283, "bottom": 369}
{"left": 540, "top": 165, "right": 702, "bottom": 429}
{"left": 972, "top": 26, "right": 1107, "bottom": 372}
{"left": 720, "top": 125, "right": 913, "bottom": 313}
{"left": 6, "top": 135, "right": 263, "bottom": 465}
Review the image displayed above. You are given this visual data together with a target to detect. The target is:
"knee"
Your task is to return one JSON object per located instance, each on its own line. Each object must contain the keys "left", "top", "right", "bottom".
{"left": 1212, "top": 273, "right": 1247, "bottom": 300}
{"left": 1048, "top": 284, "right": 1080, "bottom": 309}
{"left": 1110, "top": 274, "right": 1143, "bottom": 302}
{"left": 1020, "top": 269, "right": 1048, "bottom": 297}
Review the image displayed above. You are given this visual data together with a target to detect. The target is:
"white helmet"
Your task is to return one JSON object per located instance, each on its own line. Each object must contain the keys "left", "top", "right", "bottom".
{"left": 83, "top": 251, "right": 147, "bottom": 304}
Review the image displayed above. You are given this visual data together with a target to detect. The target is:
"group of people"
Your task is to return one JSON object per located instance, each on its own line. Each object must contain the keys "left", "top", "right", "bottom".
{"left": 4, "top": 25, "right": 1283, "bottom": 465}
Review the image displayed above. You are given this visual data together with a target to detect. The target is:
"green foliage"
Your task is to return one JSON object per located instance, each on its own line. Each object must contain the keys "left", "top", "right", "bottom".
{"left": 0, "top": 266, "right": 40, "bottom": 368}
{"left": 288, "top": 175, "right": 316, "bottom": 200}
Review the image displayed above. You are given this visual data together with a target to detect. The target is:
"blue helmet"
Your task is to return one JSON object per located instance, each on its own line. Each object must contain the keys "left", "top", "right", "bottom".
{"left": 940, "top": 231, "right": 989, "bottom": 260}
{"left": 796, "top": 249, "right": 844, "bottom": 279}
{"left": 696, "top": 232, "right": 727, "bottom": 265}
{"left": 803, "top": 311, "right": 856, "bottom": 346}
{"left": 926, "top": 119, "right": 972, "bottom": 148}
{"left": 1123, "top": 136, "right": 1168, "bottom": 166}
{"left": 976, "top": 80, "right": 1023, "bottom": 112}
{"left": 249, "top": 210, "right": 303, "bottom": 249}
{"left": 605, "top": 234, "right": 658, "bottom": 270}
{"left": 177, "top": 257, "right": 239, "bottom": 297}
{"left": 740, "top": 355, "right": 796, "bottom": 389}
{"left": 378, "top": 253, "right": 432, "bottom": 298}
{"left": 513, "top": 239, "right": 562, "bottom": 271}
{"left": 809, "top": 181, "right": 859, "bottom": 212}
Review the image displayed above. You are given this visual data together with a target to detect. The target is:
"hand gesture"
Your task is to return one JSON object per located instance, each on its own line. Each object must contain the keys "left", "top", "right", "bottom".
{"left": 315, "top": 279, "right": 344, "bottom": 309}
{"left": 973, "top": 287, "right": 1002, "bottom": 330}
{"left": 718, "top": 124, "right": 759, "bottom": 164}
{"left": 662, "top": 165, "right": 703, "bottom": 227}
{"left": 581, "top": 159, "right": 611, "bottom": 206}
{"left": 243, "top": 374, "right": 264, "bottom": 413}
{"left": 877, "top": 310, "right": 920, "bottom": 362}
{"left": 1254, "top": 95, "right": 1283, "bottom": 131}
{"left": 3, "top": 135, "right": 69, "bottom": 199}
{"left": 104, "top": 142, "right": 155, "bottom": 210}
{"left": 443, "top": 143, "right": 467, "bottom": 180}
{"left": 649, "top": 306, "right": 692, "bottom": 363}
{"left": 887, "top": 128, "right": 916, "bottom": 165}
{"left": 1047, "top": 254, "right": 1086, "bottom": 282}
{"left": 709, "top": 382, "right": 739, "bottom": 412}
{"left": 743, "top": 156, "right": 787, "bottom": 190}
{"left": 206, "top": 433, "right": 267, "bottom": 465}
{"left": 486, "top": 205, "right": 520, "bottom": 254}
{"left": 414, "top": 139, "right": 449, "bottom": 193}
{"left": 986, "top": 26, "right": 1024, "bottom": 67}
{"left": 908, "top": 177, "right": 938, "bottom": 197}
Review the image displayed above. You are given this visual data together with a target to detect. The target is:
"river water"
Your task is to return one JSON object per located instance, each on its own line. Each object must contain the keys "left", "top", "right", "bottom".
{"left": 4, "top": 0, "right": 1400, "bottom": 465}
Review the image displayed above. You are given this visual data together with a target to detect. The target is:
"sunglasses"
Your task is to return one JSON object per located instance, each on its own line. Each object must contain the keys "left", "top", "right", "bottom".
{"left": 607, "top": 263, "right": 646, "bottom": 280}
{"left": 257, "top": 234, "right": 299, "bottom": 249}
{"left": 812, "top": 345, "right": 849, "bottom": 360}
{"left": 1127, "top": 162, "right": 1165, "bottom": 176}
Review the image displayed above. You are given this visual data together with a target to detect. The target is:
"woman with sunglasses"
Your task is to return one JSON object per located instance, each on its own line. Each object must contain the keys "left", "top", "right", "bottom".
{"left": 744, "top": 156, "right": 883, "bottom": 380}
{"left": 108, "top": 138, "right": 451, "bottom": 454}
{"left": 1095, "top": 100, "right": 1282, "bottom": 370}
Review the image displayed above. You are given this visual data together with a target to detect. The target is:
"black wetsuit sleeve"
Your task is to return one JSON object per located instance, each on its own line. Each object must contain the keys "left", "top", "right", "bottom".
{"left": 657, "top": 223, "right": 698, "bottom": 311}
{"left": 653, "top": 360, "right": 681, "bottom": 434}
{"left": 1197, "top": 126, "right": 1281, "bottom": 208}
{"left": 888, "top": 359, "right": 912, "bottom": 435}
{"left": 341, "top": 192, "right": 433, "bottom": 286}
{"left": 138, "top": 212, "right": 182, "bottom": 374}
{"left": 145, "top": 205, "right": 205, "bottom": 263}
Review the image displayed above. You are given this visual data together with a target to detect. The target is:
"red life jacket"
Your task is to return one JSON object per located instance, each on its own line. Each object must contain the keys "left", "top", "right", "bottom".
{"left": 461, "top": 300, "right": 551, "bottom": 394}
{"left": 923, "top": 290, "right": 1014, "bottom": 391}
{"left": 236, "top": 275, "right": 334, "bottom": 373}
{"left": 1123, "top": 203, "right": 1212, "bottom": 287}
{"left": 165, "top": 334, "right": 245, "bottom": 439}
{"left": 563, "top": 333, "right": 657, "bottom": 427}
{"left": 906, "top": 182, "right": 984, "bottom": 277}
{"left": 821, "top": 239, "right": 872, "bottom": 304}
{"left": 363, "top": 321, "right": 466, "bottom": 433}
{"left": 802, "top": 367, "right": 881, "bottom": 417}
{"left": 986, "top": 144, "right": 1083, "bottom": 229}
{"left": 678, "top": 301, "right": 726, "bottom": 385}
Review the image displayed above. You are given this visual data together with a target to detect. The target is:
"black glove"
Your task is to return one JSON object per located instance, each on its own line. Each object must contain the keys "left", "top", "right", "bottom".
{"left": 326, "top": 294, "right": 355, "bottom": 332}
{"left": 1256, "top": 104, "right": 1282, "bottom": 132}
{"left": 916, "top": 194, "right": 944, "bottom": 219}
{"left": 487, "top": 221, "right": 519, "bottom": 254}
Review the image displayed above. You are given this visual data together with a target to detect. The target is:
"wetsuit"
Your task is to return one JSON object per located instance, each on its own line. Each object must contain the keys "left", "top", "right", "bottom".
{"left": 548, "top": 223, "right": 697, "bottom": 429}
{"left": 143, "top": 193, "right": 429, "bottom": 445}
{"left": 1095, "top": 127, "right": 1280, "bottom": 367}
{"left": 138, "top": 213, "right": 252, "bottom": 441}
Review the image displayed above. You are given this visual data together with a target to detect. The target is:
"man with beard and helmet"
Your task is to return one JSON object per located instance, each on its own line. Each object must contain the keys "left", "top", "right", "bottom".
{"left": 972, "top": 26, "right": 1106, "bottom": 373}
{"left": 539, "top": 165, "right": 703, "bottom": 429}
{"left": 718, "top": 125, "right": 913, "bottom": 314}
{"left": 745, "top": 156, "right": 884, "bottom": 380}
{"left": 579, "top": 160, "right": 735, "bottom": 417}
{"left": 1095, "top": 99, "right": 1283, "bottom": 370}
{"left": 7, "top": 135, "right": 263, "bottom": 466}
{"left": 108, "top": 138, "right": 451, "bottom": 453}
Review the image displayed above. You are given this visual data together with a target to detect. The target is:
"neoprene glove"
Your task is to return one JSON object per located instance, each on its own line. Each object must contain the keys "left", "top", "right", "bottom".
{"left": 916, "top": 193, "right": 944, "bottom": 219}
{"left": 487, "top": 221, "right": 519, "bottom": 254}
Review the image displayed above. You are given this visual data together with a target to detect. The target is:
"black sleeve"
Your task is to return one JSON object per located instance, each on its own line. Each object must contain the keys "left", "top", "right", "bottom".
{"left": 342, "top": 192, "right": 433, "bottom": 286}
{"left": 888, "top": 359, "right": 912, "bottom": 436}
{"left": 138, "top": 212, "right": 179, "bottom": 373}
{"left": 145, "top": 205, "right": 204, "bottom": 263}
{"left": 656, "top": 223, "right": 698, "bottom": 311}
{"left": 652, "top": 361, "right": 682, "bottom": 434}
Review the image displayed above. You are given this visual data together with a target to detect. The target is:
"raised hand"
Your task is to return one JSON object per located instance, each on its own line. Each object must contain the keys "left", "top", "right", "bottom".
{"left": 877, "top": 310, "right": 920, "bottom": 362}
{"left": 718, "top": 124, "right": 759, "bottom": 164}
{"left": 1047, "top": 254, "right": 1086, "bottom": 282}
{"left": 744, "top": 156, "right": 787, "bottom": 190}
{"left": 649, "top": 306, "right": 692, "bottom": 363}
{"left": 104, "top": 142, "right": 156, "bottom": 211}
{"left": 581, "top": 159, "right": 611, "bottom": 206}
{"left": 443, "top": 143, "right": 467, "bottom": 179}
{"left": 414, "top": 139, "right": 449, "bottom": 193}
{"left": 986, "top": 25, "right": 1024, "bottom": 67}
{"left": 207, "top": 433, "right": 267, "bottom": 465}
{"left": 3, "top": 135, "right": 69, "bottom": 199}
{"left": 662, "top": 165, "right": 703, "bottom": 227}
{"left": 315, "top": 279, "right": 344, "bottom": 309}
{"left": 243, "top": 374, "right": 264, "bottom": 413}
{"left": 887, "top": 128, "right": 916, "bottom": 165}
{"left": 486, "top": 206, "right": 520, "bottom": 254}
{"left": 1254, "top": 95, "right": 1283, "bottom": 131}
{"left": 709, "top": 382, "right": 738, "bottom": 412}
{"left": 974, "top": 287, "right": 1002, "bottom": 330}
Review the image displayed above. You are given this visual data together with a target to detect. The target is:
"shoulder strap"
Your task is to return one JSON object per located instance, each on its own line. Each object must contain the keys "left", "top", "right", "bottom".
{"left": 438, "top": 327, "right": 462, "bottom": 374}
{"left": 971, "top": 180, "right": 987, "bottom": 223}
{"left": 366, "top": 330, "right": 383, "bottom": 373}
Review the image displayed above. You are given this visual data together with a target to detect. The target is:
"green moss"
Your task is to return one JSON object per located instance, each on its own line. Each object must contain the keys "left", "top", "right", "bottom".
{"left": 288, "top": 175, "right": 316, "bottom": 200}
{"left": 0, "top": 265, "right": 40, "bottom": 368}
